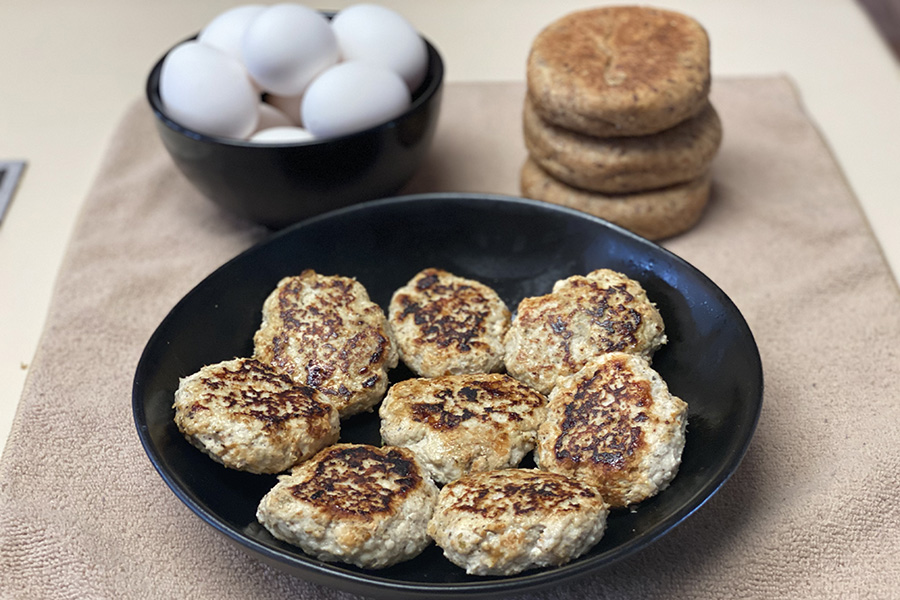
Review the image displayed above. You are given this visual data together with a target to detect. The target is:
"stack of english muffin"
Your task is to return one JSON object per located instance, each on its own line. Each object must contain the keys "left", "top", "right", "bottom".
{"left": 521, "top": 6, "right": 722, "bottom": 240}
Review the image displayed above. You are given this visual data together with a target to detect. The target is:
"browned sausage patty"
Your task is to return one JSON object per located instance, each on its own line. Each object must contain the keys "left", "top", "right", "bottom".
{"left": 379, "top": 373, "right": 547, "bottom": 483}
{"left": 173, "top": 357, "right": 340, "bottom": 474}
{"left": 504, "top": 269, "right": 667, "bottom": 394}
{"left": 388, "top": 268, "right": 510, "bottom": 377}
{"left": 256, "top": 443, "right": 439, "bottom": 568}
{"left": 253, "top": 270, "right": 399, "bottom": 417}
{"left": 536, "top": 352, "right": 688, "bottom": 508}
{"left": 427, "top": 468, "right": 608, "bottom": 575}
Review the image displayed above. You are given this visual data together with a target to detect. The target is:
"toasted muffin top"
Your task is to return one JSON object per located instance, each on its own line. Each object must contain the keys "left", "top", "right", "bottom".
{"left": 285, "top": 444, "right": 426, "bottom": 520}
{"left": 389, "top": 268, "right": 510, "bottom": 377}
{"left": 527, "top": 6, "right": 710, "bottom": 137}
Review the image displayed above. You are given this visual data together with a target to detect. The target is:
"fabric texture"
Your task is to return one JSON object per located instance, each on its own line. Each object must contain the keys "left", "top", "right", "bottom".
{"left": 1, "top": 78, "right": 899, "bottom": 599}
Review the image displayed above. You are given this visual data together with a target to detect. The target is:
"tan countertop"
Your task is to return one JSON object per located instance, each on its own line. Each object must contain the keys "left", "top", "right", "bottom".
{"left": 2, "top": 0, "right": 899, "bottom": 451}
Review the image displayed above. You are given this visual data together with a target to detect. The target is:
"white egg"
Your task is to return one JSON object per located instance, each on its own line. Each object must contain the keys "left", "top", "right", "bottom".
{"left": 255, "top": 102, "right": 295, "bottom": 132}
{"left": 242, "top": 4, "right": 339, "bottom": 96}
{"left": 198, "top": 4, "right": 266, "bottom": 61}
{"left": 265, "top": 93, "right": 304, "bottom": 126}
{"left": 331, "top": 4, "right": 428, "bottom": 92}
{"left": 301, "top": 61, "right": 410, "bottom": 138}
{"left": 250, "top": 126, "right": 316, "bottom": 143}
{"left": 159, "top": 41, "right": 259, "bottom": 139}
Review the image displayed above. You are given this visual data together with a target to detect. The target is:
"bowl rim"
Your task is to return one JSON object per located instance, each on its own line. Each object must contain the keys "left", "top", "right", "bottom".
{"left": 145, "top": 22, "right": 444, "bottom": 149}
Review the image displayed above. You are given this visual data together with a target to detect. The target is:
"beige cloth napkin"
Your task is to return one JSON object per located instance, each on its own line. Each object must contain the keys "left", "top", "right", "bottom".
{"left": 1, "top": 78, "right": 899, "bottom": 599}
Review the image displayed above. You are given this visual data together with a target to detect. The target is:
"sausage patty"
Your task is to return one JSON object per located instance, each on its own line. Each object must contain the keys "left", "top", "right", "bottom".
{"left": 535, "top": 352, "right": 688, "bottom": 507}
{"left": 388, "top": 268, "right": 510, "bottom": 377}
{"left": 379, "top": 373, "right": 547, "bottom": 484}
{"left": 173, "top": 357, "right": 340, "bottom": 474}
{"left": 253, "top": 270, "right": 399, "bottom": 417}
{"left": 256, "top": 443, "right": 439, "bottom": 569}
{"left": 504, "top": 268, "right": 666, "bottom": 394}
{"left": 428, "top": 468, "right": 608, "bottom": 575}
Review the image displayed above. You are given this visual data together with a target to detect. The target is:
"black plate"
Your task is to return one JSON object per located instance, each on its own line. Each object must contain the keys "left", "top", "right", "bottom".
{"left": 133, "top": 193, "right": 762, "bottom": 599}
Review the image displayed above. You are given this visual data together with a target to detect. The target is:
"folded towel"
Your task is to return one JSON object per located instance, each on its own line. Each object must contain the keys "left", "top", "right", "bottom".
{"left": 1, "top": 78, "right": 898, "bottom": 599}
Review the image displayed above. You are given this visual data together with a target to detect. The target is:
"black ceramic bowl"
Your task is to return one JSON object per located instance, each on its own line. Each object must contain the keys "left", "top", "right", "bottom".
{"left": 133, "top": 193, "right": 763, "bottom": 600}
{"left": 146, "top": 28, "right": 443, "bottom": 229}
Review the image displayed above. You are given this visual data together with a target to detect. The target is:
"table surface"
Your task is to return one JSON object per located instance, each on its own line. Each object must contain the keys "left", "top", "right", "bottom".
{"left": 2, "top": 0, "right": 899, "bottom": 452}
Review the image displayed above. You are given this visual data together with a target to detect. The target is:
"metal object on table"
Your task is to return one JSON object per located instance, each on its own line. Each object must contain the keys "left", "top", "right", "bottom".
{"left": 0, "top": 160, "right": 27, "bottom": 225}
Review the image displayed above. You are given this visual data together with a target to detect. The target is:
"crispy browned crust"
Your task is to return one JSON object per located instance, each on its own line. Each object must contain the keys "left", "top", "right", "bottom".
{"left": 503, "top": 269, "right": 666, "bottom": 395}
{"left": 387, "top": 373, "right": 546, "bottom": 432}
{"left": 253, "top": 270, "right": 397, "bottom": 416}
{"left": 391, "top": 268, "right": 492, "bottom": 352}
{"left": 537, "top": 353, "right": 686, "bottom": 507}
{"left": 523, "top": 97, "right": 722, "bottom": 193}
{"left": 439, "top": 469, "right": 603, "bottom": 520}
{"left": 286, "top": 444, "right": 424, "bottom": 519}
{"left": 550, "top": 355, "right": 652, "bottom": 471}
{"left": 176, "top": 358, "right": 334, "bottom": 435}
{"left": 527, "top": 6, "right": 710, "bottom": 137}
{"left": 173, "top": 357, "right": 340, "bottom": 474}
{"left": 520, "top": 157, "right": 711, "bottom": 241}
{"left": 389, "top": 268, "right": 510, "bottom": 377}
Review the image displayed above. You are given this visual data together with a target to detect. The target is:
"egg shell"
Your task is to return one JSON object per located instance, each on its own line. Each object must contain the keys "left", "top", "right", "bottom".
{"left": 198, "top": 4, "right": 266, "bottom": 60}
{"left": 159, "top": 41, "right": 259, "bottom": 139}
{"left": 331, "top": 3, "right": 428, "bottom": 92}
{"left": 301, "top": 60, "right": 410, "bottom": 139}
{"left": 250, "top": 126, "right": 316, "bottom": 143}
{"left": 242, "top": 4, "right": 339, "bottom": 96}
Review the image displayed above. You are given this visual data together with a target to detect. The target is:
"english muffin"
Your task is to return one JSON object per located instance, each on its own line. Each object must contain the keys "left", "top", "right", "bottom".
{"left": 173, "top": 357, "right": 340, "bottom": 474}
{"left": 256, "top": 443, "right": 439, "bottom": 569}
{"left": 536, "top": 352, "right": 688, "bottom": 508}
{"left": 253, "top": 270, "right": 399, "bottom": 418}
{"left": 520, "top": 157, "right": 711, "bottom": 241}
{"left": 388, "top": 268, "right": 510, "bottom": 377}
{"left": 523, "top": 97, "right": 722, "bottom": 194}
{"left": 526, "top": 6, "right": 710, "bottom": 137}
{"left": 379, "top": 373, "right": 547, "bottom": 484}
{"left": 428, "top": 469, "right": 609, "bottom": 575}
{"left": 504, "top": 268, "right": 666, "bottom": 395}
